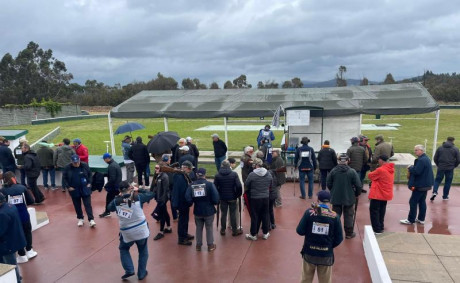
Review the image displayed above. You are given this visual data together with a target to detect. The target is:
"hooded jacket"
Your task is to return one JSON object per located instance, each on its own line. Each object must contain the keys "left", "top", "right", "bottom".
{"left": 368, "top": 162, "right": 394, "bottom": 201}
{"left": 214, "top": 167, "right": 242, "bottom": 200}
{"left": 317, "top": 145, "right": 338, "bottom": 170}
{"left": 327, "top": 164, "right": 362, "bottom": 206}
{"left": 23, "top": 150, "right": 41, "bottom": 178}
{"left": 37, "top": 145, "right": 55, "bottom": 168}
{"left": 433, "top": 141, "right": 460, "bottom": 170}
{"left": 54, "top": 144, "right": 75, "bottom": 168}
{"left": 244, "top": 167, "right": 273, "bottom": 199}
{"left": 74, "top": 144, "right": 89, "bottom": 164}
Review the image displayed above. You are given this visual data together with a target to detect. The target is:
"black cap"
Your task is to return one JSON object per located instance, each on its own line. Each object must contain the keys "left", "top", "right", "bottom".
{"left": 317, "top": 190, "right": 331, "bottom": 202}
{"left": 379, "top": 155, "right": 389, "bottom": 162}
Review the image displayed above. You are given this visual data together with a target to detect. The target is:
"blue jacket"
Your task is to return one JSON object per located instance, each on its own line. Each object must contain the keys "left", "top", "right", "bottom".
{"left": 179, "top": 154, "right": 197, "bottom": 169}
{"left": 408, "top": 153, "right": 434, "bottom": 189}
{"left": 172, "top": 173, "right": 191, "bottom": 209}
{"left": 257, "top": 129, "right": 275, "bottom": 147}
{"left": 214, "top": 167, "right": 242, "bottom": 201}
{"left": 63, "top": 162, "right": 93, "bottom": 198}
{"left": 185, "top": 178, "right": 219, "bottom": 217}
{"left": 295, "top": 144, "right": 317, "bottom": 171}
{"left": 0, "top": 202, "right": 26, "bottom": 255}
{"left": 121, "top": 142, "right": 132, "bottom": 161}
{"left": 0, "top": 144, "right": 16, "bottom": 172}
{"left": 1, "top": 184, "right": 34, "bottom": 223}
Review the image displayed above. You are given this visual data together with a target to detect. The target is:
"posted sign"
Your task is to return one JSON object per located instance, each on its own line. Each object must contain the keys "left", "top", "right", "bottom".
{"left": 286, "top": 110, "right": 310, "bottom": 126}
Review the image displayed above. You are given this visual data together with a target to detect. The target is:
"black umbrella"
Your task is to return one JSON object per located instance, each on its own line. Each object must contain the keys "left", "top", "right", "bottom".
{"left": 147, "top": 131, "right": 180, "bottom": 154}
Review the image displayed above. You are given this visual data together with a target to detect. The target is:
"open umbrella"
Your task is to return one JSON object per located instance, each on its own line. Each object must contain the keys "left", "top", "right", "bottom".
{"left": 147, "top": 131, "right": 180, "bottom": 154}
{"left": 115, "top": 122, "right": 145, "bottom": 135}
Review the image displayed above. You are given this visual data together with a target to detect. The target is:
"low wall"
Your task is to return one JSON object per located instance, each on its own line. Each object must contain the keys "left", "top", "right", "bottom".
{"left": 0, "top": 105, "right": 81, "bottom": 126}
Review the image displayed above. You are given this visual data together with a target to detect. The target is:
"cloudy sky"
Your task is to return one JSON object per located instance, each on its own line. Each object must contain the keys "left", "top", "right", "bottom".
{"left": 1, "top": 0, "right": 458, "bottom": 86}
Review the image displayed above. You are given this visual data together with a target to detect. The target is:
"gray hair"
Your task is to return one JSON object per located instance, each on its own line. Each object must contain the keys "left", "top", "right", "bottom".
{"left": 244, "top": 146, "right": 254, "bottom": 154}
{"left": 414, "top": 144, "right": 425, "bottom": 152}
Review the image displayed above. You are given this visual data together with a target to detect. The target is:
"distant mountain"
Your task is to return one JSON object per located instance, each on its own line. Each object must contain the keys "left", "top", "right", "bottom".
{"left": 302, "top": 78, "right": 380, "bottom": 88}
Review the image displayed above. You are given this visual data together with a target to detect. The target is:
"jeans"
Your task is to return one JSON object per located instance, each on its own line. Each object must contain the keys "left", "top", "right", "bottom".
{"left": 332, "top": 204, "right": 355, "bottom": 235}
{"left": 320, "top": 169, "right": 331, "bottom": 191}
{"left": 195, "top": 215, "right": 214, "bottom": 247}
{"left": 18, "top": 221, "right": 33, "bottom": 256}
{"left": 299, "top": 169, "right": 314, "bottom": 198}
{"left": 170, "top": 200, "right": 178, "bottom": 220}
{"left": 178, "top": 207, "right": 190, "bottom": 241}
{"left": 104, "top": 190, "right": 119, "bottom": 214}
{"left": 0, "top": 253, "right": 21, "bottom": 282}
{"left": 249, "top": 198, "right": 270, "bottom": 236}
{"left": 135, "top": 164, "right": 149, "bottom": 186}
{"left": 42, "top": 167, "right": 56, "bottom": 187}
{"left": 71, "top": 195, "right": 94, "bottom": 220}
{"left": 408, "top": 190, "right": 427, "bottom": 223}
{"left": 119, "top": 236, "right": 148, "bottom": 279}
{"left": 369, "top": 199, "right": 387, "bottom": 232}
{"left": 19, "top": 168, "right": 27, "bottom": 186}
{"left": 27, "top": 176, "right": 44, "bottom": 203}
{"left": 215, "top": 155, "right": 226, "bottom": 171}
{"left": 433, "top": 169, "right": 454, "bottom": 198}
{"left": 125, "top": 162, "right": 135, "bottom": 184}
{"left": 220, "top": 200, "right": 237, "bottom": 232}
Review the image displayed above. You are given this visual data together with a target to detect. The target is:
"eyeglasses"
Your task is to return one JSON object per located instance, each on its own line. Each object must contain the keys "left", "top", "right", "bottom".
{"left": 155, "top": 167, "right": 160, "bottom": 170}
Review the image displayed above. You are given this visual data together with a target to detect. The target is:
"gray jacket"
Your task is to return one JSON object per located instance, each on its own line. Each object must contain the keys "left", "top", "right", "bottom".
{"left": 54, "top": 145, "right": 75, "bottom": 168}
{"left": 434, "top": 142, "right": 460, "bottom": 170}
{"left": 244, "top": 168, "right": 273, "bottom": 199}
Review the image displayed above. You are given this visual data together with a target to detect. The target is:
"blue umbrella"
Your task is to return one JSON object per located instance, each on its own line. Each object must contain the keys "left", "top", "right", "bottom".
{"left": 115, "top": 122, "right": 145, "bottom": 135}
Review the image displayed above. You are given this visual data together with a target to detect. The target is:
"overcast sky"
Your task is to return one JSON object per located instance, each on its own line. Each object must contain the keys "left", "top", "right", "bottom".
{"left": 1, "top": 0, "right": 459, "bottom": 86}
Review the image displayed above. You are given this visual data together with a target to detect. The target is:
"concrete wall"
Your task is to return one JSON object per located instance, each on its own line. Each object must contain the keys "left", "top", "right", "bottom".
{"left": 0, "top": 105, "right": 81, "bottom": 126}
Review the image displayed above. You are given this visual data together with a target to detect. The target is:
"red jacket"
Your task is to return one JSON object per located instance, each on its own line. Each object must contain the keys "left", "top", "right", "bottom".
{"left": 368, "top": 162, "right": 394, "bottom": 201}
{"left": 74, "top": 144, "right": 89, "bottom": 164}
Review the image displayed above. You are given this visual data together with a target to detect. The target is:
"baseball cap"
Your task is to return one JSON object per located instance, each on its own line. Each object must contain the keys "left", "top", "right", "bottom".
{"left": 182, "top": 160, "right": 194, "bottom": 169}
{"left": 186, "top": 137, "right": 192, "bottom": 142}
{"left": 375, "top": 135, "right": 384, "bottom": 141}
{"left": 317, "top": 190, "right": 331, "bottom": 203}
{"left": 73, "top": 138, "right": 81, "bottom": 143}
{"left": 379, "top": 154, "right": 389, "bottom": 162}
{"left": 123, "top": 135, "right": 132, "bottom": 141}
{"left": 161, "top": 154, "right": 170, "bottom": 162}
{"left": 179, "top": 145, "right": 189, "bottom": 151}
{"left": 362, "top": 135, "right": 369, "bottom": 141}
{"left": 211, "top": 133, "right": 219, "bottom": 138}
{"left": 102, "top": 153, "right": 112, "bottom": 159}
{"left": 71, "top": 154, "right": 80, "bottom": 163}
{"left": 338, "top": 153, "right": 349, "bottom": 163}
{"left": 197, "top": 168, "right": 206, "bottom": 176}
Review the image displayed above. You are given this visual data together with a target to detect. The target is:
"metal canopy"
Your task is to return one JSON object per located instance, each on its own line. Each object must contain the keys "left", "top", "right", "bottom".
{"left": 110, "top": 83, "right": 439, "bottom": 118}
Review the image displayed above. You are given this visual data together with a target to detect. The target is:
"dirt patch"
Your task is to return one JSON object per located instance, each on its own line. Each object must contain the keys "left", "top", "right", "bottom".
{"left": 81, "top": 106, "right": 112, "bottom": 114}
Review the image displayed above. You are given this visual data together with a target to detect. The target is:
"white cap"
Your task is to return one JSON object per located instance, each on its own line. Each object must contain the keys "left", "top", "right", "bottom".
{"left": 179, "top": 145, "right": 190, "bottom": 151}
{"left": 186, "top": 137, "right": 192, "bottom": 142}
{"left": 211, "top": 133, "right": 219, "bottom": 138}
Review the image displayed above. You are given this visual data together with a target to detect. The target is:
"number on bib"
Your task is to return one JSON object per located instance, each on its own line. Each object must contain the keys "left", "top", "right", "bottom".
{"left": 192, "top": 184, "right": 206, "bottom": 197}
{"left": 117, "top": 207, "right": 133, "bottom": 219}
{"left": 15, "top": 149, "right": 22, "bottom": 155}
{"left": 312, "top": 222, "right": 329, "bottom": 235}
{"left": 263, "top": 131, "right": 270, "bottom": 137}
{"left": 8, "top": 195, "right": 24, "bottom": 205}
{"left": 301, "top": 151, "right": 310, "bottom": 158}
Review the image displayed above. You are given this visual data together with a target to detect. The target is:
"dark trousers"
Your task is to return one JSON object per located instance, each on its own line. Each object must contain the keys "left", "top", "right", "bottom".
{"left": 27, "top": 176, "right": 44, "bottom": 203}
{"left": 269, "top": 198, "right": 276, "bottom": 225}
{"left": 320, "top": 169, "right": 331, "bottom": 190}
{"left": 135, "top": 164, "right": 149, "bottom": 186}
{"left": 178, "top": 207, "right": 190, "bottom": 241}
{"left": 360, "top": 168, "right": 369, "bottom": 184}
{"left": 170, "top": 201, "right": 178, "bottom": 220}
{"left": 20, "top": 168, "right": 27, "bottom": 186}
{"left": 0, "top": 253, "right": 21, "bottom": 282}
{"left": 71, "top": 195, "right": 94, "bottom": 220}
{"left": 408, "top": 190, "right": 427, "bottom": 223}
{"left": 18, "top": 221, "right": 33, "bottom": 256}
{"left": 104, "top": 190, "right": 119, "bottom": 213}
{"left": 369, "top": 199, "right": 387, "bottom": 232}
{"left": 332, "top": 204, "right": 355, "bottom": 235}
{"left": 433, "top": 169, "right": 454, "bottom": 198}
{"left": 249, "top": 198, "right": 270, "bottom": 236}
{"left": 220, "top": 199, "right": 237, "bottom": 232}
{"left": 157, "top": 202, "right": 171, "bottom": 231}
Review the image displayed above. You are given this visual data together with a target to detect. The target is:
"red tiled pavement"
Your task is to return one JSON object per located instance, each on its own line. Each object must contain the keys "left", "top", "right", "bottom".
{"left": 19, "top": 181, "right": 459, "bottom": 282}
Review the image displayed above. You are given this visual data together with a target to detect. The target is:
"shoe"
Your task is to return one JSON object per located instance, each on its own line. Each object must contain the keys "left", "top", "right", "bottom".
{"left": 163, "top": 228, "right": 172, "bottom": 233}
{"left": 89, "top": 220, "right": 96, "bottom": 228}
{"left": 345, "top": 232, "right": 356, "bottom": 239}
{"left": 51, "top": 186, "right": 57, "bottom": 191}
{"left": 138, "top": 271, "right": 148, "bottom": 280}
{"left": 196, "top": 245, "right": 202, "bottom": 251}
{"left": 99, "top": 212, "right": 111, "bottom": 218}
{"left": 220, "top": 230, "right": 226, "bottom": 236}
{"left": 44, "top": 186, "right": 49, "bottom": 190}
{"left": 271, "top": 224, "right": 276, "bottom": 230}
{"left": 245, "top": 234, "right": 257, "bottom": 241}
{"left": 178, "top": 240, "right": 192, "bottom": 246}
{"left": 62, "top": 188, "right": 66, "bottom": 192}
{"left": 361, "top": 189, "right": 367, "bottom": 193}
{"left": 415, "top": 219, "right": 425, "bottom": 225}
{"left": 232, "top": 230, "right": 243, "bottom": 236}
{"left": 308, "top": 196, "right": 312, "bottom": 199}
{"left": 121, "top": 272, "right": 135, "bottom": 280}
{"left": 208, "top": 244, "right": 217, "bottom": 252}
{"left": 275, "top": 204, "right": 282, "bottom": 208}
{"left": 400, "top": 219, "right": 414, "bottom": 225}
{"left": 430, "top": 192, "right": 437, "bottom": 201}
{"left": 299, "top": 196, "right": 306, "bottom": 199}
{"left": 263, "top": 232, "right": 270, "bottom": 240}
{"left": 77, "top": 219, "right": 84, "bottom": 227}
{"left": 187, "top": 234, "right": 195, "bottom": 240}
{"left": 443, "top": 196, "right": 449, "bottom": 201}
{"left": 26, "top": 249, "right": 38, "bottom": 259}
{"left": 16, "top": 255, "right": 28, "bottom": 264}
{"left": 153, "top": 233, "right": 164, "bottom": 241}
{"left": 173, "top": 218, "right": 178, "bottom": 222}
{"left": 374, "top": 231, "right": 383, "bottom": 235}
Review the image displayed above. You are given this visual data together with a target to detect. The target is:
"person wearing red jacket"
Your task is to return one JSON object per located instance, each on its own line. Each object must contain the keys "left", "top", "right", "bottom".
{"left": 73, "top": 138, "right": 89, "bottom": 164}
{"left": 368, "top": 154, "right": 394, "bottom": 234}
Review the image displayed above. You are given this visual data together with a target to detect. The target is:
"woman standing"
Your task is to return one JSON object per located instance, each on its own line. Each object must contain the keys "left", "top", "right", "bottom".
{"left": 151, "top": 165, "right": 172, "bottom": 240}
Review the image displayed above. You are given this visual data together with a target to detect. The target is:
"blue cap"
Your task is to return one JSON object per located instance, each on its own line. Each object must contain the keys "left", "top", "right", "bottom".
{"left": 317, "top": 190, "right": 331, "bottom": 202}
{"left": 73, "top": 138, "right": 81, "bottom": 143}
{"left": 71, "top": 154, "right": 80, "bottom": 163}
{"left": 103, "top": 153, "right": 112, "bottom": 159}
{"left": 162, "top": 154, "right": 170, "bottom": 162}
{"left": 197, "top": 168, "right": 206, "bottom": 176}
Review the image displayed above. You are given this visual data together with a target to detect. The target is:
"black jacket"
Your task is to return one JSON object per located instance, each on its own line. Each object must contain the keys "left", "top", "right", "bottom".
{"left": 0, "top": 144, "right": 16, "bottom": 172}
{"left": 187, "top": 142, "right": 199, "bottom": 160}
{"left": 63, "top": 162, "right": 93, "bottom": 198}
{"left": 185, "top": 178, "right": 220, "bottom": 217}
{"left": 213, "top": 139, "right": 227, "bottom": 158}
{"left": 434, "top": 142, "right": 460, "bottom": 170}
{"left": 318, "top": 146, "right": 338, "bottom": 170}
{"left": 129, "top": 142, "right": 150, "bottom": 167}
{"left": 105, "top": 160, "right": 122, "bottom": 192}
{"left": 179, "top": 154, "right": 197, "bottom": 169}
{"left": 151, "top": 172, "right": 169, "bottom": 204}
{"left": 0, "top": 202, "right": 26, "bottom": 256}
{"left": 23, "top": 151, "right": 41, "bottom": 178}
{"left": 214, "top": 167, "right": 242, "bottom": 201}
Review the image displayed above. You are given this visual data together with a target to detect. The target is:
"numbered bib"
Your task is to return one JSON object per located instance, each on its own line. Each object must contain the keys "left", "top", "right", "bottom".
{"left": 15, "top": 149, "right": 22, "bottom": 155}
{"left": 301, "top": 151, "right": 310, "bottom": 158}
{"left": 240, "top": 161, "right": 244, "bottom": 168}
{"left": 263, "top": 131, "right": 270, "bottom": 137}
{"left": 117, "top": 207, "right": 133, "bottom": 219}
{"left": 192, "top": 184, "right": 206, "bottom": 198}
{"left": 312, "top": 222, "right": 329, "bottom": 235}
{"left": 8, "top": 195, "right": 24, "bottom": 205}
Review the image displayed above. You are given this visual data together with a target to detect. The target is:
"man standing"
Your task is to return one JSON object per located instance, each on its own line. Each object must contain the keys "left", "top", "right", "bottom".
{"left": 400, "top": 145, "right": 434, "bottom": 225}
{"left": 186, "top": 168, "right": 219, "bottom": 252}
{"left": 371, "top": 135, "right": 394, "bottom": 171}
{"left": 347, "top": 137, "right": 368, "bottom": 192}
{"left": 270, "top": 149, "right": 286, "bottom": 207}
{"left": 257, "top": 125, "right": 275, "bottom": 148}
{"left": 431, "top": 137, "right": 460, "bottom": 201}
{"left": 37, "top": 141, "right": 56, "bottom": 190}
{"left": 178, "top": 145, "right": 197, "bottom": 169}
{"left": 121, "top": 136, "right": 135, "bottom": 184}
{"left": 214, "top": 160, "right": 242, "bottom": 236}
{"left": 327, "top": 153, "right": 362, "bottom": 239}
{"left": 368, "top": 155, "right": 394, "bottom": 233}
{"left": 14, "top": 138, "right": 28, "bottom": 185}
{"left": 294, "top": 137, "right": 317, "bottom": 199}
{"left": 73, "top": 138, "right": 89, "bottom": 164}
{"left": 359, "top": 135, "right": 372, "bottom": 184}
{"left": 129, "top": 137, "right": 150, "bottom": 188}
{"left": 21, "top": 144, "right": 45, "bottom": 204}
{"left": 0, "top": 137, "right": 16, "bottom": 173}
{"left": 317, "top": 140, "right": 338, "bottom": 191}
{"left": 241, "top": 146, "right": 254, "bottom": 183}
{"left": 99, "top": 153, "right": 122, "bottom": 218}
{"left": 212, "top": 133, "right": 227, "bottom": 171}
{"left": 296, "top": 191, "right": 343, "bottom": 283}
{"left": 54, "top": 138, "right": 75, "bottom": 192}
{"left": 108, "top": 181, "right": 153, "bottom": 280}
{"left": 186, "top": 137, "right": 200, "bottom": 164}
{"left": 172, "top": 160, "right": 195, "bottom": 245}
{"left": 64, "top": 154, "right": 96, "bottom": 227}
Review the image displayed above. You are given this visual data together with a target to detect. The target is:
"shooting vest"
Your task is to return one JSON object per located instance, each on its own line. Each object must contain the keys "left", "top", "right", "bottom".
{"left": 117, "top": 201, "right": 149, "bottom": 243}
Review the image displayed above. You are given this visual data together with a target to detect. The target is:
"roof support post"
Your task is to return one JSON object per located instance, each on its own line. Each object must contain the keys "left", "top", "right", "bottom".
{"left": 432, "top": 110, "right": 440, "bottom": 159}
{"left": 108, "top": 112, "right": 116, "bottom": 156}
{"left": 224, "top": 117, "right": 228, "bottom": 158}
{"left": 164, "top": 117, "right": 169, "bottom": 132}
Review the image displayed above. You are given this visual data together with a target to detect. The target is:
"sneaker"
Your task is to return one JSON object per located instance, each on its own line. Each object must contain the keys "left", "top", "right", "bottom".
{"left": 245, "top": 234, "right": 257, "bottom": 241}
{"left": 400, "top": 219, "right": 414, "bottom": 225}
{"left": 275, "top": 203, "right": 282, "bottom": 208}
{"left": 345, "top": 232, "right": 356, "bottom": 239}
{"left": 443, "top": 196, "right": 449, "bottom": 201}
{"left": 138, "top": 271, "right": 148, "bottom": 280}
{"left": 51, "top": 186, "right": 57, "bottom": 191}
{"left": 187, "top": 234, "right": 195, "bottom": 240}
{"left": 62, "top": 188, "right": 66, "bottom": 192}
{"left": 121, "top": 272, "right": 135, "bottom": 279}
{"left": 208, "top": 244, "right": 216, "bottom": 252}
{"left": 16, "top": 255, "right": 28, "bottom": 264}
{"left": 430, "top": 192, "right": 437, "bottom": 201}
{"left": 89, "top": 220, "right": 96, "bottom": 228}
{"left": 271, "top": 224, "right": 276, "bottom": 230}
{"left": 415, "top": 219, "right": 425, "bottom": 225}
{"left": 299, "top": 196, "right": 306, "bottom": 200}
{"left": 196, "top": 245, "right": 202, "bottom": 251}
{"left": 361, "top": 189, "right": 367, "bottom": 193}
{"left": 262, "top": 232, "right": 270, "bottom": 240}
{"left": 153, "top": 233, "right": 164, "bottom": 241}
{"left": 163, "top": 228, "right": 172, "bottom": 233}
{"left": 220, "top": 230, "right": 226, "bottom": 236}
{"left": 178, "top": 239, "right": 192, "bottom": 246}
{"left": 77, "top": 219, "right": 84, "bottom": 227}
{"left": 374, "top": 231, "right": 383, "bottom": 235}
{"left": 99, "top": 212, "right": 111, "bottom": 218}
{"left": 26, "top": 249, "right": 38, "bottom": 259}
{"left": 308, "top": 196, "right": 312, "bottom": 199}
{"left": 232, "top": 230, "right": 243, "bottom": 236}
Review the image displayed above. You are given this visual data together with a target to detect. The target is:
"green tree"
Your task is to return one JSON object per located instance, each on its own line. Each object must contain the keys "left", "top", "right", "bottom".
{"left": 264, "top": 80, "right": 279, "bottom": 89}
{"left": 257, "top": 81, "right": 265, "bottom": 89}
{"left": 336, "top": 65, "right": 347, "bottom": 87}
{"left": 383, "top": 73, "right": 396, "bottom": 84}
{"left": 223, "top": 80, "right": 233, "bottom": 89}
{"left": 291, "top": 77, "right": 303, "bottom": 88}
{"left": 182, "top": 78, "right": 195, "bottom": 89}
{"left": 282, "top": 81, "right": 293, "bottom": 88}
{"left": 209, "top": 82, "right": 219, "bottom": 89}
{"left": 232, "top": 74, "right": 251, "bottom": 88}
{"left": 360, "top": 77, "right": 369, "bottom": 86}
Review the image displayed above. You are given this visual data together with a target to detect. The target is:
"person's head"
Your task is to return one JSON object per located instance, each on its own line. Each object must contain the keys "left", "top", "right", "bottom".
{"left": 414, "top": 145, "right": 425, "bottom": 157}
{"left": 350, "top": 137, "right": 359, "bottom": 145}
{"left": 71, "top": 154, "right": 81, "bottom": 167}
{"left": 123, "top": 136, "right": 132, "bottom": 143}
{"left": 272, "top": 149, "right": 280, "bottom": 158}
{"left": 178, "top": 138, "right": 186, "bottom": 146}
{"left": 256, "top": 151, "right": 264, "bottom": 159}
{"left": 2, "top": 171, "right": 18, "bottom": 187}
{"left": 252, "top": 158, "right": 263, "bottom": 168}
{"left": 375, "top": 135, "right": 384, "bottom": 142}
{"left": 22, "top": 143, "right": 31, "bottom": 153}
{"left": 63, "top": 138, "right": 71, "bottom": 145}
{"left": 317, "top": 190, "right": 331, "bottom": 204}
{"left": 211, "top": 133, "right": 219, "bottom": 142}
{"left": 181, "top": 160, "right": 194, "bottom": 173}
{"left": 378, "top": 154, "right": 389, "bottom": 166}
{"left": 119, "top": 180, "right": 132, "bottom": 194}
{"left": 244, "top": 146, "right": 254, "bottom": 155}
{"left": 360, "top": 135, "right": 369, "bottom": 144}
{"left": 161, "top": 154, "right": 170, "bottom": 164}
{"left": 19, "top": 138, "right": 28, "bottom": 145}
{"left": 0, "top": 136, "right": 5, "bottom": 144}
{"left": 73, "top": 138, "right": 82, "bottom": 146}
{"left": 154, "top": 164, "right": 161, "bottom": 174}
{"left": 227, "top": 158, "right": 236, "bottom": 168}
{"left": 186, "top": 137, "right": 192, "bottom": 143}
{"left": 264, "top": 125, "right": 271, "bottom": 131}
{"left": 323, "top": 140, "right": 330, "bottom": 146}
{"left": 103, "top": 153, "right": 112, "bottom": 163}
{"left": 179, "top": 145, "right": 189, "bottom": 153}
{"left": 221, "top": 160, "right": 231, "bottom": 169}
{"left": 337, "top": 153, "right": 349, "bottom": 164}
{"left": 301, "top": 137, "right": 310, "bottom": 145}
{"left": 196, "top": 168, "right": 206, "bottom": 179}
{"left": 447, "top": 137, "right": 455, "bottom": 143}
{"left": 136, "top": 136, "right": 142, "bottom": 143}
